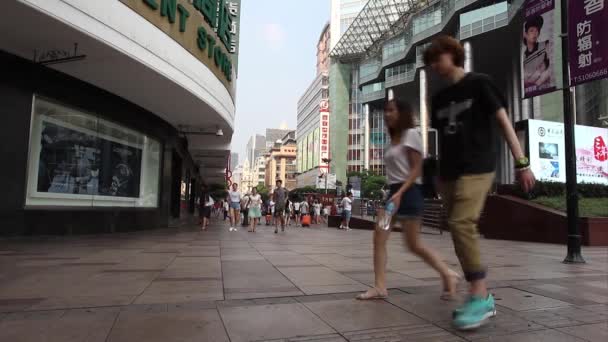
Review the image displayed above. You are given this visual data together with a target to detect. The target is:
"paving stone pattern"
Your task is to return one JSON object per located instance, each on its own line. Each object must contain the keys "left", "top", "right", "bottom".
{"left": 0, "top": 220, "right": 607, "bottom": 341}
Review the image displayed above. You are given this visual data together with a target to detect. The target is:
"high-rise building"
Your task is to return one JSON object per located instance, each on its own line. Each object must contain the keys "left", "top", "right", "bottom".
{"left": 246, "top": 134, "right": 266, "bottom": 171}
{"left": 330, "top": 0, "right": 367, "bottom": 50}
{"left": 328, "top": 0, "right": 367, "bottom": 183}
{"left": 329, "top": 0, "right": 608, "bottom": 188}
{"left": 265, "top": 131, "right": 297, "bottom": 190}
{"left": 317, "top": 23, "right": 332, "bottom": 76}
{"left": 265, "top": 128, "right": 293, "bottom": 149}
{"left": 230, "top": 152, "right": 239, "bottom": 171}
{"left": 296, "top": 23, "right": 332, "bottom": 188}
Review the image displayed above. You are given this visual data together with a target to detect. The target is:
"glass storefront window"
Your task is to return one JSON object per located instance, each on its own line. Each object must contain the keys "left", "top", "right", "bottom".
{"left": 26, "top": 97, "right": 161, "bottom": 208}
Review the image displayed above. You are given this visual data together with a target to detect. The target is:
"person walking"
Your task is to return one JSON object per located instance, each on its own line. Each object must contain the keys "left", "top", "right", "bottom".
{"left": 293, "top": 199, "right": 302, "bottom": 227}
{"left": 424, "top": 36, "right": 535, "bottom": 330}
{"left": 272, "top": 180, "right": 289, "bottom": 234}
{"left": 241, "top": 192, "right": 250, "bottom": 227}
{"left": 227, "top": 183, "right": 241, "bottom": 232}
{"left": 339, "top": 193, "right": 353, "bottom": 230}
{"left": 248, "top": 187, "right": 262, "bottom": 232}
{"left": 285, "top": 199, "right": 293, "bottom": 226}
{"left": 300, "top": 199, "right": 310, "bottom": 227}
{"left": 356, "top": 98, "right": 460, "bottom": 302}
{"left": 199, "top": 185, "right": 213, "bottom": 231}
{"left": 313, "top": 199, "right": 322, "bottom": 224}
{"left": 223, "top": 200, "right": 229, "bottom": 221}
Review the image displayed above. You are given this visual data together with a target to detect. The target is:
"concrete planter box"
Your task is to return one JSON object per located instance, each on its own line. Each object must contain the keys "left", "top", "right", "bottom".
{"left": 479, "top": 195, "right": 608, "bottom": 246}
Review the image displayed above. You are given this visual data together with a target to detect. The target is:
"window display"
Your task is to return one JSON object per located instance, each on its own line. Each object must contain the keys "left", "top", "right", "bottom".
{"left": 26, "top": 97, "right": 161, "bottom": 207}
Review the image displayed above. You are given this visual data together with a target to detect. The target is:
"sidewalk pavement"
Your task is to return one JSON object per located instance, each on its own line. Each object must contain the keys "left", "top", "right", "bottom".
{"left": 0, "top": 219, "right": 607, "bottom": 341}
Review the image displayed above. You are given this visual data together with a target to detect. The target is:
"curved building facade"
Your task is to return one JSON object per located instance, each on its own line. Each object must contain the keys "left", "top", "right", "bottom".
{"left": 0, "top": 0, "right": 241, "bottom": 235}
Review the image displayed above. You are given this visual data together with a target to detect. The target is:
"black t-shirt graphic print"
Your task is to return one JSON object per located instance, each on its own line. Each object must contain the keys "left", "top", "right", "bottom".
{"left": 430, "top": 73, "right": 507, "bottom": 180}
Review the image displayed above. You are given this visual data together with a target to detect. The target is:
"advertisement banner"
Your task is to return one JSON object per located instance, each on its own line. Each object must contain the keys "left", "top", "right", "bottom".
{"left": 522, "top": 0, "right": 561, "bottom": 98}
{"left": 297, "top": 140, "right": 302, "bottom": 173}
{"left": 312, "top": 128, "right": 320, "bottom": 168}
{"left": 568, "top": 0, "right": 608, "bottom": 86}
{"left": 307, "top": 131, "right": 314, "bottom": 171}
{"left": 38, "top": 120, "right": 142, "bottom": 198}
{"left": 316, "top": 173, "right": 337, "bottom": 190}
{"left": 528, "top": 119, "right": 608, "bottom": 184}
{"left": 319, "top": 100, "right": 330, "bottom": 170}
{"left": 302, "top": 137, "right": 308, "bottom": 172}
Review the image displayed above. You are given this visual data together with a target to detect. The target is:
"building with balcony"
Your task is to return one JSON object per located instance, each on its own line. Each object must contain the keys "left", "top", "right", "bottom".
{"left": 0, "top": 0, "right": 241, "bottom": 234}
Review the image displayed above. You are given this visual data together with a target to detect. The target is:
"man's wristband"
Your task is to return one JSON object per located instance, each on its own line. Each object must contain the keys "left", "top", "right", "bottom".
{"left": 515, "top": 157, "right": 530, "bottom": 169}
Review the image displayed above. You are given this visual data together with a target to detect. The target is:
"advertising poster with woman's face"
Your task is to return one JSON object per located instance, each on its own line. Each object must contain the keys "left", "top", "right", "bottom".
{"left": 522, "top": 0, "right": 559, "bottom": 98}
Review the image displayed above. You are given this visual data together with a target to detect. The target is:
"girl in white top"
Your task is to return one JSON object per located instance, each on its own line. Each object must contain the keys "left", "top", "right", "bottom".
{"left": 357, "top": 99, "right": 459, "bottom": 301}
{"left": 227, "top": 183, "right": 241, "bottom": 231}
{"left": 248, "top": 187, "right": 262, "bottom": 232}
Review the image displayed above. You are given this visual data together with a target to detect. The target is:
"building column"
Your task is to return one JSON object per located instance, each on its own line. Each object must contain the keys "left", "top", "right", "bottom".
{"left": 419, "top": 69, "right": 429, "bottom": 157}
{"left": 363, "top": 103, "right": 370, "bottom": 171}
{"left": 464, "top": 41, "right": 473, "bottom": 73}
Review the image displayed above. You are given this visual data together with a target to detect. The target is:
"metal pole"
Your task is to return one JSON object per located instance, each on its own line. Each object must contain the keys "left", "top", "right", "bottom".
{"left": 561, "top": 0, "right": 585, "bottom": 263}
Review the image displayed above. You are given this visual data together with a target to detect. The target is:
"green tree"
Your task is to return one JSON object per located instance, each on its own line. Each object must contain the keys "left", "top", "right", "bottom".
{"left": 346, "top": 170, "right": 386, "bottom": 199}
{"left": 208, "top": 183, "right": 228, "bottom": 201}
{"left": 255, "top": 184, "right": 270, "bottom": 202}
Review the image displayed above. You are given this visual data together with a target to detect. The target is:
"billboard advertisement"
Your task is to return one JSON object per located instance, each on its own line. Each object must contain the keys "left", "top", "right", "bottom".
{"left": 307, "top": 132, "right": 315, "bottom": 170}
{"left": 312, "top": 127, "right": 320, "bottom": 168}
{"left": 521, "top": 0, "right": 561, "bottom": 98}
{"left": 568, "top": 0, "right": 608, "bottom": 86}
{"left": 528, "top": 119, "right": 608, "bottom": 184}
{"left": 319, "top": 100, "right": 330, "bottom": 171}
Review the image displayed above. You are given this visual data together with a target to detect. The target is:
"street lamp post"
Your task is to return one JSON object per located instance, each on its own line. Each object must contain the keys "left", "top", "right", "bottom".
{"left": 322, "top": 158, "right": 332, "bottom": 194}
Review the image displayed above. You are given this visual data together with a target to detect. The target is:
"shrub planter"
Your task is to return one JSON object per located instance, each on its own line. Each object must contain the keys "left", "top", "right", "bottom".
{"left": 479, "top": 195, "right": 608, "bottom": 246}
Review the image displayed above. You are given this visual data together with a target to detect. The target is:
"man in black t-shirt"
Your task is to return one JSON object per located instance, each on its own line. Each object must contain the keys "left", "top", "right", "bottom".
{"left": 424, "top": 36, "right": 535, "bottom": 331}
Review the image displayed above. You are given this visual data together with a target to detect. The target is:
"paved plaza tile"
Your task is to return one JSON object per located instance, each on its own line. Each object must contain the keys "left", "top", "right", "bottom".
{"left": 0, "top": 220, "right": 607, "bottom": 341}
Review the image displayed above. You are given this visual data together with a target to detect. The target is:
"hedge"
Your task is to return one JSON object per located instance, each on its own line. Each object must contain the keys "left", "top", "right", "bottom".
{"left": 497, "top": 181, "right": 608, "bottom": 199}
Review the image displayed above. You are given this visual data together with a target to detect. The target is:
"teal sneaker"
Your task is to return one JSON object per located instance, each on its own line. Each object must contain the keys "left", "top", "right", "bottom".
{"left": 453, "top": 294, "right": 497, "bottom": 330}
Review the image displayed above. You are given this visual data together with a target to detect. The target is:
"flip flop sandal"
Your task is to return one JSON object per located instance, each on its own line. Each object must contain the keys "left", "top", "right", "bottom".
{"left": 356, "top": 288, "right": 388, "bottom": 300}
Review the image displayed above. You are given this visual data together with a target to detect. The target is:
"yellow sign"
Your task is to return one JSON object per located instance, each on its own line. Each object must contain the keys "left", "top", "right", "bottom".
{"left": 119, "top": 0, "right": 236, "bottom": 98}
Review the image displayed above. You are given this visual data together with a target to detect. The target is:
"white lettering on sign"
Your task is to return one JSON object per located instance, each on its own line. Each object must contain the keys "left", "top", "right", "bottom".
{"left": 319, "top": 100, "right": 330, "bottom": 168}
{"left": 584, "top": 0, "right": 604, "bottom": 15}
{"left": 228, "top": 1, "right": 239, "bottom": 54}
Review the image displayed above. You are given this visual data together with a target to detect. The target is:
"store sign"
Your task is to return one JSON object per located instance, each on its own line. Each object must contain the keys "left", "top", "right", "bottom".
{"left": 521, "top": 0, "right": 562, "bottom": 98}
{"left": 319, "top": 100, "right": 330, "bottom": 170}
{"left": 528, "top": 119, "right": 608, "bottom": 184}
{"left": 568, "top": 0, "right": 608, "bottom": 86}
{"left": 227, "top": 0, "right": 241, "bottom": 71}
{"left": 120, "top": 0, "right": 236, "bottom": 96}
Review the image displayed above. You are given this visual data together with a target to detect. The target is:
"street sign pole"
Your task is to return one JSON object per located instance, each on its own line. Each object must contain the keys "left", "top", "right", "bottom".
{"left": 561, "top": 0, "right": 585, "bottom": 264}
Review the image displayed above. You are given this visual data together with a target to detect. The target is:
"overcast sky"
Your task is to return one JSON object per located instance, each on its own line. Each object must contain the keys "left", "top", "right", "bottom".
{"left": 231, "top": 0, "right": 330, "bottom": 165}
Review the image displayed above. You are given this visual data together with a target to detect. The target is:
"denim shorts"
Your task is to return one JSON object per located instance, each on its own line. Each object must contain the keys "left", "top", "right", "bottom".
{"left": 342, "top": 210, "right": 352, "bottom": 220}
{"left": 389, "top": 184, "right": 424, "bottom": 218}
{"left": 230, "top": 202, "right": 240, "bottom": 210}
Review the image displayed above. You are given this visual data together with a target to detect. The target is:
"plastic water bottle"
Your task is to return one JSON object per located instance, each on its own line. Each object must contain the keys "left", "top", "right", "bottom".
{"left": 380, "top": 201, "right": 395, "bottom": 231}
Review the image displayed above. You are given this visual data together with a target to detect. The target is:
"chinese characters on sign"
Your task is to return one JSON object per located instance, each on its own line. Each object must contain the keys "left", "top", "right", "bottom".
{"left": 569, "top": 0, "right": 608, "bottom": 86}
{"left": 319, "top": 100, "right": 330, "bottom": 172}
{"left": 228, "top": 1, "right": 240, "bottom": 54}
{"left": 521, "top": 0, "right": 560, "bottom": 98}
